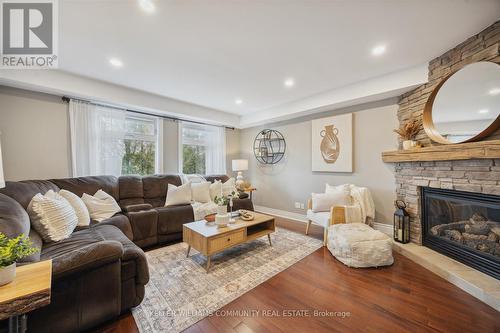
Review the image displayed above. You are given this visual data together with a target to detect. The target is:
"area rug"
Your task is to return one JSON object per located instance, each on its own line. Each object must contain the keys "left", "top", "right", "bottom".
{"left": 132, "top": 227, "right": 323, "bottom": 333}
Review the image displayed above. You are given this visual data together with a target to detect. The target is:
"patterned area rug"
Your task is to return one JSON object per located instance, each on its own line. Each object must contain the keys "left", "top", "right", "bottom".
{"left": 132, "top": 227, "right": 323, "bottom": 333}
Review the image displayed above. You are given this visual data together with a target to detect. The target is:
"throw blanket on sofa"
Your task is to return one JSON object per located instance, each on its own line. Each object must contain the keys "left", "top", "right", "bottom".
{"left": 350, "top": 186, "right": 375, "bottom": 225}
{"left": 191, "top": 201, "right": 219, "bottom": 221}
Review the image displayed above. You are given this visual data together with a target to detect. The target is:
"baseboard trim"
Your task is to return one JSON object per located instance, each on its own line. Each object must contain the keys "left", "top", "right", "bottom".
{"left": 254, "top": 205, "right": 308, "bottom": 223}
{"left": 373, "top": 222, "right": 393, "bottom": 237}
{"left": 255, "top": 205, "right": 393, "bottom": 237}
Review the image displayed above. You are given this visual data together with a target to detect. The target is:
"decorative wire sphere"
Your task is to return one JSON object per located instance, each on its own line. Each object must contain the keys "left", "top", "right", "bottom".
{"left": 253, "top": 129, "right": 286, "bottom": 164}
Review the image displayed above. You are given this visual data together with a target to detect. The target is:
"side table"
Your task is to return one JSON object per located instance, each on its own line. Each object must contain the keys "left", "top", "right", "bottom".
{"left": 0, "top": 260, "right": 52, "bottom": 333}
{"left": 243, "top": 187, "right": 257, "bottom": 200}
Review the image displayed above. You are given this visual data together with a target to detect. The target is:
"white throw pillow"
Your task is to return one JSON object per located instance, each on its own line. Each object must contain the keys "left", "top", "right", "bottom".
{"left": 325, "top": 183, "right": 352, "bottom": 204}
{"left": 311, "top": 191, "right": 350, "bottom": 213}
{"left": 191, "top": 182, "right": 211, "bottom": 203}
{"left": 222, "top": 178, "right": 238, "bottom": 196}
{"left": 27, "top": 190, "right": 79, "bottom": 242}
{"left": 209, "top": 180, "right": 222, "bottom": 201}
{"left": 59, "top": 189, "right": 90, "bottom": 227}
{"left": 165, "top": 182, "right": 192, "bottom": 206}
{"left": 82, "top": 190, "right": 121, "bottom": 222}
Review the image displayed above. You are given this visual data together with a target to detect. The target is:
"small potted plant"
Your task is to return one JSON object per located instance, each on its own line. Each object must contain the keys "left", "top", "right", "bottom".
{"left": 0, "top": 233, "right": 39, "bottom": 286}
{"left": 214, "top": 191, "right": 239, "bottom": 215}
{"left": 394, "top": 118, "right": 420, "bottom": 150}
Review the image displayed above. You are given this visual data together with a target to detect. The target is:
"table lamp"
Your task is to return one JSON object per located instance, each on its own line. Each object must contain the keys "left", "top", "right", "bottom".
{"left": 232, "top": 159, "right": 248, "bottom": 189}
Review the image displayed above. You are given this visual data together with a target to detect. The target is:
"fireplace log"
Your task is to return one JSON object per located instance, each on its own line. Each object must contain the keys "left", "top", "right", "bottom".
{"left": 464, "top": 221, "right": 490, "bottom": 236}
{"left": 443, "top": 230, "right": 463, "bottom": 243}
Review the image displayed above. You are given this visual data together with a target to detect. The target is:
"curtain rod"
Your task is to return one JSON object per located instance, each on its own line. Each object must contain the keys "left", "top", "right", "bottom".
{"left": 61, "top": 96, "right": 236, "bottom": 130}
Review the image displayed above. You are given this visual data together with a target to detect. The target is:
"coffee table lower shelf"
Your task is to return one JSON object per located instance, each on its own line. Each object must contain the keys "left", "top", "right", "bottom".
{"left": 183, "top": 213, "right": 275, "bottom": 272}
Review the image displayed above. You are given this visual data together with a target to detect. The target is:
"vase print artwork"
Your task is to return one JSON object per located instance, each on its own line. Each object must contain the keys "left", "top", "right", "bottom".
{"left": 320, "top": 125, "right": 340, "bottom": 163}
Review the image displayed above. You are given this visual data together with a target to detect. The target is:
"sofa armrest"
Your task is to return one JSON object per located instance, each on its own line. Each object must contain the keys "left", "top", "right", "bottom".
{"left": 123, "top": 203, "right": 153, "bottom": 213}
{"left": 99, "top": 214, "right": 134, "bottom": 240}
{"left": 51, "top": 240, "right": 124, "bottom": 280}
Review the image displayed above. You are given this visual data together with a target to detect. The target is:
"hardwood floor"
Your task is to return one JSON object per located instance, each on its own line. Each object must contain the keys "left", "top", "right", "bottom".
{"left": 95, "top": 217, "right": 500, "bottom": 333}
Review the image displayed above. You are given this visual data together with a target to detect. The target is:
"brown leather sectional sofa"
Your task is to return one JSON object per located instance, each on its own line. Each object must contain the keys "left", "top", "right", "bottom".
{"left": 0, "top": 174, "right": 253, "bottom": 333}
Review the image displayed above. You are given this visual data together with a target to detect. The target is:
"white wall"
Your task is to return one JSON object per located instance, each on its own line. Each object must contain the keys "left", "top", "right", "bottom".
{"left": 0, "top": 86, "right": 72, "bottom": 180}
{"left": 0, "top": 86, "right": 240, "bottom": 180}
{"left": 239, "top": 102, "right": 399, "bottom": 225}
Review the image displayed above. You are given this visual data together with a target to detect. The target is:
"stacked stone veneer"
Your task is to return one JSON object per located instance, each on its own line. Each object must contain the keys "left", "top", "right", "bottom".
{"left": 394, "top": 21, "right": 500, "bottom": 244}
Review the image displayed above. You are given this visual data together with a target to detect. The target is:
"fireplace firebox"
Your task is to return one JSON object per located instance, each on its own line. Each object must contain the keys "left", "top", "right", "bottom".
{"left": 421, "top": 187, "right": 500, "bottom": 280}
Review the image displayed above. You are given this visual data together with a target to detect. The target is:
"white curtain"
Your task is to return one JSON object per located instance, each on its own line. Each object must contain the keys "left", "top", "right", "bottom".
{"left": 69, "top": 100, "right": 126, "bottom": 177}
{"left": 205, "top": 126, "right": 226, "bottom": 175}
{"left": 179, "top": 121, "right": 226, "bottom": 175}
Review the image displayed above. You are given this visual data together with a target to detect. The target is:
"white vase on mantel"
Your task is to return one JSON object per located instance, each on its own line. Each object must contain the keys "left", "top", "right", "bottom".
{"left": 402, "top": 140, "right": 417, "bottom": 150}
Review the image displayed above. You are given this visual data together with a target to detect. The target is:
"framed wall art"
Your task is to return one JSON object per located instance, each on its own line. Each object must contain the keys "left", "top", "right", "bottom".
{"left": 311, "top": 113, "right": 353, "bottom": 172}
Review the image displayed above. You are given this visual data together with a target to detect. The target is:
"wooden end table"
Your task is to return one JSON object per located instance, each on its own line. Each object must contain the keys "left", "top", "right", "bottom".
{"left": 0, "top": 260, "right": 52, "bottom": 333}
{"left": 183, "top": 212, "right": 275, "bottom": 272}
{"left": 243, "top": 187, "right": 257, "bottom": 200}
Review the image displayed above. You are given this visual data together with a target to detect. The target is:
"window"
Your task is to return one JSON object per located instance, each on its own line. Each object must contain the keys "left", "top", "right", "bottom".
{"left": 69, "top": 100, "right": 162, "bottom": 177}
{"left": 179, "top": 122, "right": 226, "bottom": 175}
{"left": 122, "top": 115, "right": 161, "bottom": 176}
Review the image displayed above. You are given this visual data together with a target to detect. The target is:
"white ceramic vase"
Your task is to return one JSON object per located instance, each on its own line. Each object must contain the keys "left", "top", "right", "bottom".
{"left": 402, "top": 140, "right": 416, "bottom": 150}
{"left": 217, "top": 205, "right": 227, "bottom": 215}
{"left": 0, "top": 263, "right": 16, "bottom": 286}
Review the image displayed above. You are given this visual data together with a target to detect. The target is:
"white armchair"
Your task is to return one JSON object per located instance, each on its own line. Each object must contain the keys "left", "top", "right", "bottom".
{"left": 305, "top": 185, "right": 375, "bottom": 246}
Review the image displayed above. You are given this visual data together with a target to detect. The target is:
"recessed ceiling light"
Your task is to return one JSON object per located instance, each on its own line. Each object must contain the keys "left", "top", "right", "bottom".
{"left": 371, "top": 44, "right": 386, "bottom": 56}
{"left": 284, "top": 78, "right": 295, "bottom": 87}
{"left": 488, "top": 88, "right": 500, "bottom": 96}
{"left": 139, "top": 0, "right": 155, "bottom": 13}
{"left": 109, "top": 58, "right": 123, "bottom": 68}
{"left": 235, "top": 99, "right": 243, "bottom": 105}
{"left": 478, "top": 109, "right": 489, "bottom": 114}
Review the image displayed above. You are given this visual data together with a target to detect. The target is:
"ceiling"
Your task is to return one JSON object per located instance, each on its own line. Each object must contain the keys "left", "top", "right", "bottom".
{"left": 56, "top": 0, "right": 499, "bottom": 120}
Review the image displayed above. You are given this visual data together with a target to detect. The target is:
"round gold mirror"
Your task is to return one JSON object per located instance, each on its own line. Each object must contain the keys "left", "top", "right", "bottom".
{"left": 423, "top": 61, "right": 500, "bottom": 144}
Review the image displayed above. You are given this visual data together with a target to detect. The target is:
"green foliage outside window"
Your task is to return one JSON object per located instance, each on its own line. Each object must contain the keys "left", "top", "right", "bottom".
{"left": 183, "top": 144, "right": 206, "bottom": 174}
{"left": 121, "top": 139, "right": 156, "bottom": 175}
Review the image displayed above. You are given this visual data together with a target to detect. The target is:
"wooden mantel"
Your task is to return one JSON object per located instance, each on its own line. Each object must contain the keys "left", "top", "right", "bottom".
{"left": 382, "top": 140, "right": 500, "bottom": 163}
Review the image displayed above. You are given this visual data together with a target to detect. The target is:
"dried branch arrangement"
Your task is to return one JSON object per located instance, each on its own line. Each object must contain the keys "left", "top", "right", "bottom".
{"left": 394, "top": 119, "right": 420, "bottom": 140}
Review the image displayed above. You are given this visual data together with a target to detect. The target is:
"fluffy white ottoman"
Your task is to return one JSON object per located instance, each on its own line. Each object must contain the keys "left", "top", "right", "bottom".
{"left": 327, "top": 223, "right": 394, "bottom": 268}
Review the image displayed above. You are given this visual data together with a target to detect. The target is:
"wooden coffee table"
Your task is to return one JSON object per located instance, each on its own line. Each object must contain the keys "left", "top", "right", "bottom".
{"left": 183, "top": 212, "right": 275, "bottom": 272}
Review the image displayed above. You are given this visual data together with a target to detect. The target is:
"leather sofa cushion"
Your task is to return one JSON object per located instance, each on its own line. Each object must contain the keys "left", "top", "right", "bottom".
{"left": 142, "top": 175, "right": 182, "bottom": 207}
{"left": 119, "top": 176, "right": 144, "bottom": 208}
{"left": 0, "top": 180, "right": 60, "bottom": 209}
{"left": 42, "top": 225, "right": 149, "bottom": 284}
{"left": 205, "top": 175, "right": 229, "bottom": 183}
{"left": 0, "top": 193, "right": 42, "bottom": 262}
{"left": 50, "top": 176, "right": 120, "bottom": 201}
{"left": 156, "top": 205, "right": 194, "bottom": 235}
{"left": 0, "top": 193, "right": 30, "bottom": 237}
{"left": 98, "top": 214, "right": 134, "bottom": 240}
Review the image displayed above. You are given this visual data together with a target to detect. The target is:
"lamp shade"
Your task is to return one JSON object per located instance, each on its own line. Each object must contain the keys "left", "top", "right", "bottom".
{"left": 0, "top": 136, "right": 4, "bottom": 188}
{"left": 232, "top": 159, "right": 248, "bottom": 172}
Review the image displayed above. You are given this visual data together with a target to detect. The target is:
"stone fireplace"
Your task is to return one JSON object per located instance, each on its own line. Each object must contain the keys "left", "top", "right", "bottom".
{"left": 394, "top": 159, "right": 500, "bottom": 244}
{"left": 421, "top": 187, "right": 500, "bottom": 279}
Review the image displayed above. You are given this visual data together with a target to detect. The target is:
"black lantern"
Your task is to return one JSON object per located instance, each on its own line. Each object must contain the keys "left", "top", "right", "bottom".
{"left": 394, "top": 200, "right": 410, "bottom": 243}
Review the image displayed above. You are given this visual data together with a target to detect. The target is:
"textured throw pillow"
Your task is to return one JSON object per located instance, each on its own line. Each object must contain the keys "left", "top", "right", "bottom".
{"left": 165, "top": 182, "right": 192, "bottom": 206}
{"left": 59, "top": 190, "right": 90, "bottom": 227}
{"left": 191, "top": 182, "right": 211, "bottom": 203}
{"left": 325, "top": 184, "right": 352, "bottom": 204}
{"left": 311, "top": 191, "right": 350, "bottom": 213}
{"left": 222, "top": 178, "right": 238, "bottom": 196}
{"left": 81, "top": 190, "right": 121, "bottom": 222}
{"left": 27, "top": 190, "right": 79, "bottom": 242}
{"left": 209, "top": 180, "right": 222, "bottom": 201}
